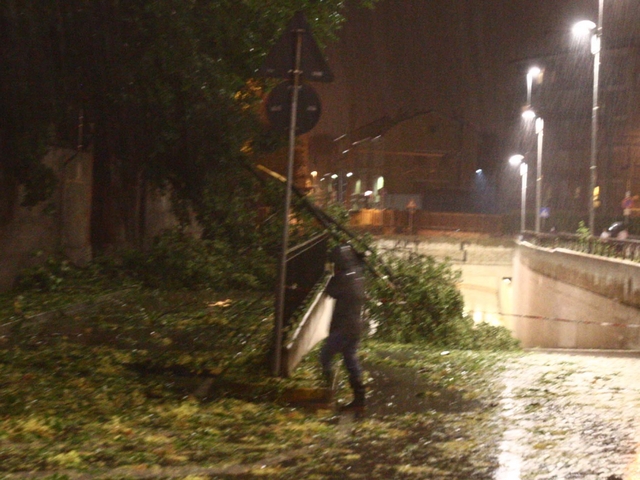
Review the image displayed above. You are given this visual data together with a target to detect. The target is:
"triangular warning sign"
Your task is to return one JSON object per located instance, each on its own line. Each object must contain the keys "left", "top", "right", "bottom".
{"left": 258, "top": 11, "right": 334, "bottom": 83}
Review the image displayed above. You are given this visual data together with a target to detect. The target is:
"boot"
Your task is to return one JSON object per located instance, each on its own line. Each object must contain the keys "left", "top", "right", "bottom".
{"left": 340, "top": 377, "right": 366, "bottom": 413}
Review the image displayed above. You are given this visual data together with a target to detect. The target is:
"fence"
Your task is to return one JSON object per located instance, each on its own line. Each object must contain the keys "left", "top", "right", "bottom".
{"left": 521, "top": 231, "right": 640, "bottom": 263}
{"left": 280, "top": 233, "right": 329, "bottom": 329}
{"left": 274, "top": 233, "right": 331, "bottom": 376}
{"left": 349, "top": 209, "right": 505, "bottom": 235}
{"left": 281, "top": 278, "right": 334, "bottom": 377}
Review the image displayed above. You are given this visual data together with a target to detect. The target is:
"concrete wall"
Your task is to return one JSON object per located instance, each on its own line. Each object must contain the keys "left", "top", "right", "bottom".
{"left": 511, "top": 242, "right": 640, "bottom": 349}
{"left": 0, "top": 149, "right": 93, "bottom": 291}
{"left": 0, "top": 149, "right": 184, "bottom": 293}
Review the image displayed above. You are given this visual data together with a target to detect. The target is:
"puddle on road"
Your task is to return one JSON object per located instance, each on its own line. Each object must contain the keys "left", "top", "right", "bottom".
{"left": 363, "top": 360, "right": 481, "bottom": 417}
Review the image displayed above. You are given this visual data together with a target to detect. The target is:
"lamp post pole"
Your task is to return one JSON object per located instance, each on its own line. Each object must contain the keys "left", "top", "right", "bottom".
{"left": 588, "top": 0, "right": 604, "bottom": 236}
{"left": 521, "top": 162, "right": 528, "bottom": 233}
{"left": 526, "top": 66, "right": 541, "bottom": 107}
{"left": 509, "top": 154, "right": 527, "bottom": 233}
{"left": 535, "top": 117, "right": 544, "bottom": 233}
{"left": 521, "top": 67, "right": 543, "bottom": 232}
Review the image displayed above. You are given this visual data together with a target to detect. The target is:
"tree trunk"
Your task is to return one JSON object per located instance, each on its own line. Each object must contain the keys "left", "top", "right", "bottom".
{"left": 90, "top": 140, "right": 123, "bottom": 253}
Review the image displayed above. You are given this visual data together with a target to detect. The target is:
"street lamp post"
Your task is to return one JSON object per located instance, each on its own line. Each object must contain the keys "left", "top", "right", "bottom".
{"left": 573, "top": 0, "right": 603, "bottom": 236}
{"left": 590, "top": 1, "right": 603, "bottom": 236}
{"left": 509, "top": 154, "right": 528, "bottom": 233}
{"left": 535, "top": 117, "right": 544, "bottom": 233}
{"left": 521, "top": 67, "right": 544, "bottom": 233}
{"left": 526, "top": 66, "right": 541, "bottom": 107}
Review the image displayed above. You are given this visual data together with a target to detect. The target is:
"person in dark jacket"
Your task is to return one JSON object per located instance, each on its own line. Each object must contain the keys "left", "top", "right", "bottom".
{"left": 320, "top": 244, "right": 366, "bottom": 411}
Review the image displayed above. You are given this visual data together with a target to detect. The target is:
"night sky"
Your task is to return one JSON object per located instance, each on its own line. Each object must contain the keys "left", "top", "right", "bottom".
{"left": 313, "top": 0, "right": 638, "bottom": 144}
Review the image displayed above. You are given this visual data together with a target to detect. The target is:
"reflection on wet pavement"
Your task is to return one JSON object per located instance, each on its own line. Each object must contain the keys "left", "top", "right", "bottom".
{"left": 293, "top": 349, "right": 640, "bottom": 479}
{"left": 364, "top": 360, "right": 480, "bottom": 417}
{"left": 493, "top": 352, "right": 640, "bottom": 480}
{"left": 495, "top": 383, "right": 525, "bottom": 480}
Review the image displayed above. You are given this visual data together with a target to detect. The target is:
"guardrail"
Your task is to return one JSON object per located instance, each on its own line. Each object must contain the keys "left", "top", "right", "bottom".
{"left": 520, "top": 231, "right": 640, "bottom": 263}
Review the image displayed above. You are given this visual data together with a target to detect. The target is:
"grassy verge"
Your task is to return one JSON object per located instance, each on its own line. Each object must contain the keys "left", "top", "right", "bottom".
{"left": 1, "top": 281, "right": 516, "bottom": 479}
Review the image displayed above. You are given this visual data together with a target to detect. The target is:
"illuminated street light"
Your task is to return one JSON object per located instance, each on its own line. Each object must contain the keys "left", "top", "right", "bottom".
{"left": 573, "top": 0, "right": 603, "bottom": 236}
{"left": 509, "top": 154, "right": 524, "bottom": 167}
{"left": 521, "top": 107, "right": 536, "bottom": 121}
{"left": 509, "top": 154, "right": 528, "bottom": 233}
{"left": 573, "top": 19, "right": 596, "bottom": 37}
{"left": 310, "top": 171, "right": 318, "bottom": 192}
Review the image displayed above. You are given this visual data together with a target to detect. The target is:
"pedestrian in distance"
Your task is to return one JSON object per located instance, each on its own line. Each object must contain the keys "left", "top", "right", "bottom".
{"left": 320, "top": 243, "right": 367, "bottom": 412}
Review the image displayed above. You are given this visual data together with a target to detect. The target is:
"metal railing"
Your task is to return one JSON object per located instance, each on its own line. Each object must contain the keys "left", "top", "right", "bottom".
{"left": 281, "top": 232, "right": 329, "bottom": 330}
{"left": 520, "top": 231, "right": 640, "bottom": 263}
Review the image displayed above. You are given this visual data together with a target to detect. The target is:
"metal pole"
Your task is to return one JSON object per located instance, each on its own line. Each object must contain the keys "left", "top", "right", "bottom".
{"left": 535, "top": 117, "right": 544, "bottom": 233}
{"left": 521, "top": 162, "right": 528, "bottom": 233}
{"left": 589, "top": 0, "right": 603, "bottom": 236}
{"left": 273, "top": 27, "right": 304, "bottom": 377}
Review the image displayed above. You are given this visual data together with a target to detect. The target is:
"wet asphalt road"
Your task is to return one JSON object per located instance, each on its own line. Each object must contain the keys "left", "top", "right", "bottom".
{"left": 493, "top": 350, "right": 640, "bottom": 480}
{"left": 360, "top": 239, "right": 640, "bottom": 478}
{"left": 355, "top": 349, "right": 640, "bottom": 479}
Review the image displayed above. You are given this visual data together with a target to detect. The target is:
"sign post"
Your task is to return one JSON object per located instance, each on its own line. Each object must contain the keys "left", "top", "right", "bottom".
{"left": 259, "top": 11, "right": 333, "bottom": 376}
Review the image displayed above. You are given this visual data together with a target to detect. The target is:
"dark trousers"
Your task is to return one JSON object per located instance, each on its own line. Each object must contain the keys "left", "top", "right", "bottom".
{"left": 320, "top": 332, "right": 362, "bottom": 383}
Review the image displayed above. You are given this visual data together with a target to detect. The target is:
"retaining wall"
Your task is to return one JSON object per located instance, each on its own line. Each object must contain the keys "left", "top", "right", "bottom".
{"left": 511, "top": 242, "right": 640, "bottom": 349}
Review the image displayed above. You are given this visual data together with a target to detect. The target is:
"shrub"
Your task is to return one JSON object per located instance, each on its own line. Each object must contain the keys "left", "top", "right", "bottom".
{"left": 121, "top": 229, "right": 275, "bottom": 290}
{"left": 13, "top": 229, "right": 278, "bottom": 294}
{"left": 367, "top": 253, "right": 464, "bottom": 345}
{"left": 464, "top": 320, "right": 521, "bottom": 351}
{"left": 14, "top": 252, "right": 75, "bottom": 292}
{"left": 366, "top": 252, "right": 519, "bottom": 350}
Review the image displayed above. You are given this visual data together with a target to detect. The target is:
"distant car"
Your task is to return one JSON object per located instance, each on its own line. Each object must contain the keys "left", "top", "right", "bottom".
{"left": 600, "top": 221, "right": 636, "bottom": 240}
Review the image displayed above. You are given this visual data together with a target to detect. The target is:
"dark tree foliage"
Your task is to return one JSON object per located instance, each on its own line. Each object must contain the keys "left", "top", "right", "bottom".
{"left": 0, "top": 2, "right": 58, "bottom": 207}
{"left": 0, "top": 0, "right": 376, "bottom": 249}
